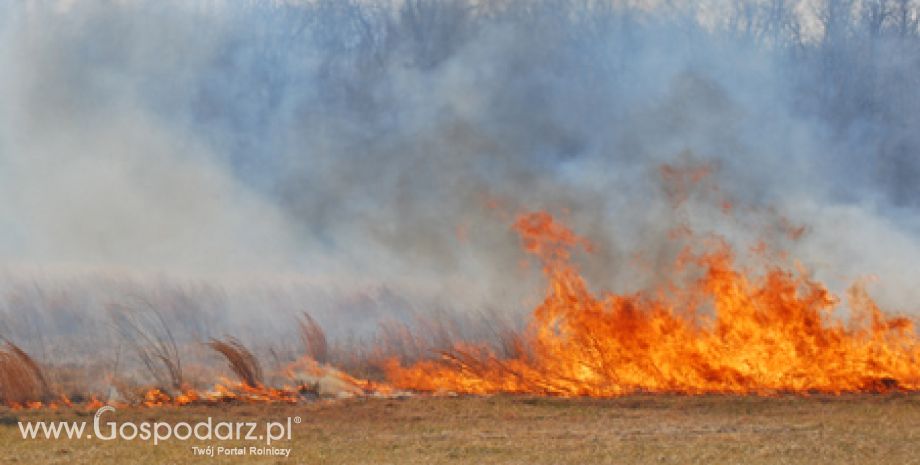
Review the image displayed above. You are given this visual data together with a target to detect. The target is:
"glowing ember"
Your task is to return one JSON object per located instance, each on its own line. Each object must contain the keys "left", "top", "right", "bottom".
{"left": 385, "top": 211, "right": 920, "bottom": 396}
{"left": 130, "top": 360, "right": 393, "bottom": 408}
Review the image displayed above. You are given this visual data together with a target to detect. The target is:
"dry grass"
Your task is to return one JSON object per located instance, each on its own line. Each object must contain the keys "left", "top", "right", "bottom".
{"left": 2, "top": 394, "right": 920, "bottom": 464}
{"left": 207, "top": 338, "right": 263, "bottom": 388}
{"left": 0, "top": 341, "right": 50, "bottom": 405}
{"left": 110, "top": 302, "right": 183, "bottom": 391}
{"left": 298, "top": 312, "right": 328, "bottom": 365}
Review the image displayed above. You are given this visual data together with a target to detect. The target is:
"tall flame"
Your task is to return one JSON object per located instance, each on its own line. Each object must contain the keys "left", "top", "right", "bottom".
{"left": 385, "top": 211, "right": 920, "bottom": 396}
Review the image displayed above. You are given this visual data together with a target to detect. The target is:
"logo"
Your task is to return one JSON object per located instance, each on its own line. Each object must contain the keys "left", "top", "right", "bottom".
{"left": 18, "top": 406, "right": 298, "bottom": 457}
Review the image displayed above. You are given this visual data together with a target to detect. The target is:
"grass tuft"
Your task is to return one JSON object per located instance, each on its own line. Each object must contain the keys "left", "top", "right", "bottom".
{"left": 207, "top": 338, "right": 263, "bottom": 388}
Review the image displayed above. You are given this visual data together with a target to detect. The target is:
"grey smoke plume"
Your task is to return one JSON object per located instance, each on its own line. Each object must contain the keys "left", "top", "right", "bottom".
{"left": 1, "top": 0, "right": 920, "bottom": 366}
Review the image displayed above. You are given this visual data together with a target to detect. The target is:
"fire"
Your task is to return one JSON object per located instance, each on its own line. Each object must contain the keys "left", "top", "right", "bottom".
{"left": 384, "top": 211, "right": 920, "bottom": 396}
{"left": 1, "top": 335, "right": 393, "bottom": 409}
{"left": 133, "top": 359, "right": 392, "bottom": 408}
{"left": 4, "top": 210, "right": 920, "bottom": 409}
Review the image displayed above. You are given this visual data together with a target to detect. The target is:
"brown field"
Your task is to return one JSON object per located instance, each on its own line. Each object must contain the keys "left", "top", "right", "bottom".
{"left": 2, "top": 394, "right": 920, "bottom": 464}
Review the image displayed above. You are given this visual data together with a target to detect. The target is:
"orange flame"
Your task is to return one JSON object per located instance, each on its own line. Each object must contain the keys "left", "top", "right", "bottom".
{"left": 384, "top": 211, "right": 920, "bottom": 396}
{"left": 139, "top": 382, "right": 304, "bottom": 407}
{"left": 0, "top": 358, "right": 392, "bottom": 409}
{"left": 132, "top": 360, "right": 392, "bottom": 407}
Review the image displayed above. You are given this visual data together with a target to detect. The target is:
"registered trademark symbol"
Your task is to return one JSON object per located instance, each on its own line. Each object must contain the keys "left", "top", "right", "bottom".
{"left": 293, "top": 416, "right": 302, "bottom": 424}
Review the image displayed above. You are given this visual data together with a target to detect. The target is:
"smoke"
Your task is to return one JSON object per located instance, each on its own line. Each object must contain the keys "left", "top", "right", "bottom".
{"left": 0, "top": 1, "right": 307, "bottom": 276}
{"left": 1, "top": 0, "right": 920, "bottom": 362}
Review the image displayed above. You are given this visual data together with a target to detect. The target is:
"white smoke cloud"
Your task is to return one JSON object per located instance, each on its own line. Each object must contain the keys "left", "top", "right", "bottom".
{"left": 0, "top": 1, "right": 307, "bottom": 277}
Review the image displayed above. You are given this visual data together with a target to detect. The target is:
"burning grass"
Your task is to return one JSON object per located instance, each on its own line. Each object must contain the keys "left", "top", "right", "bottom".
{"left": 3, "top": 210, "right": 920, "bottom": 409}
{"left": 384, "top": 212, "right": 920, "bottom": 396}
